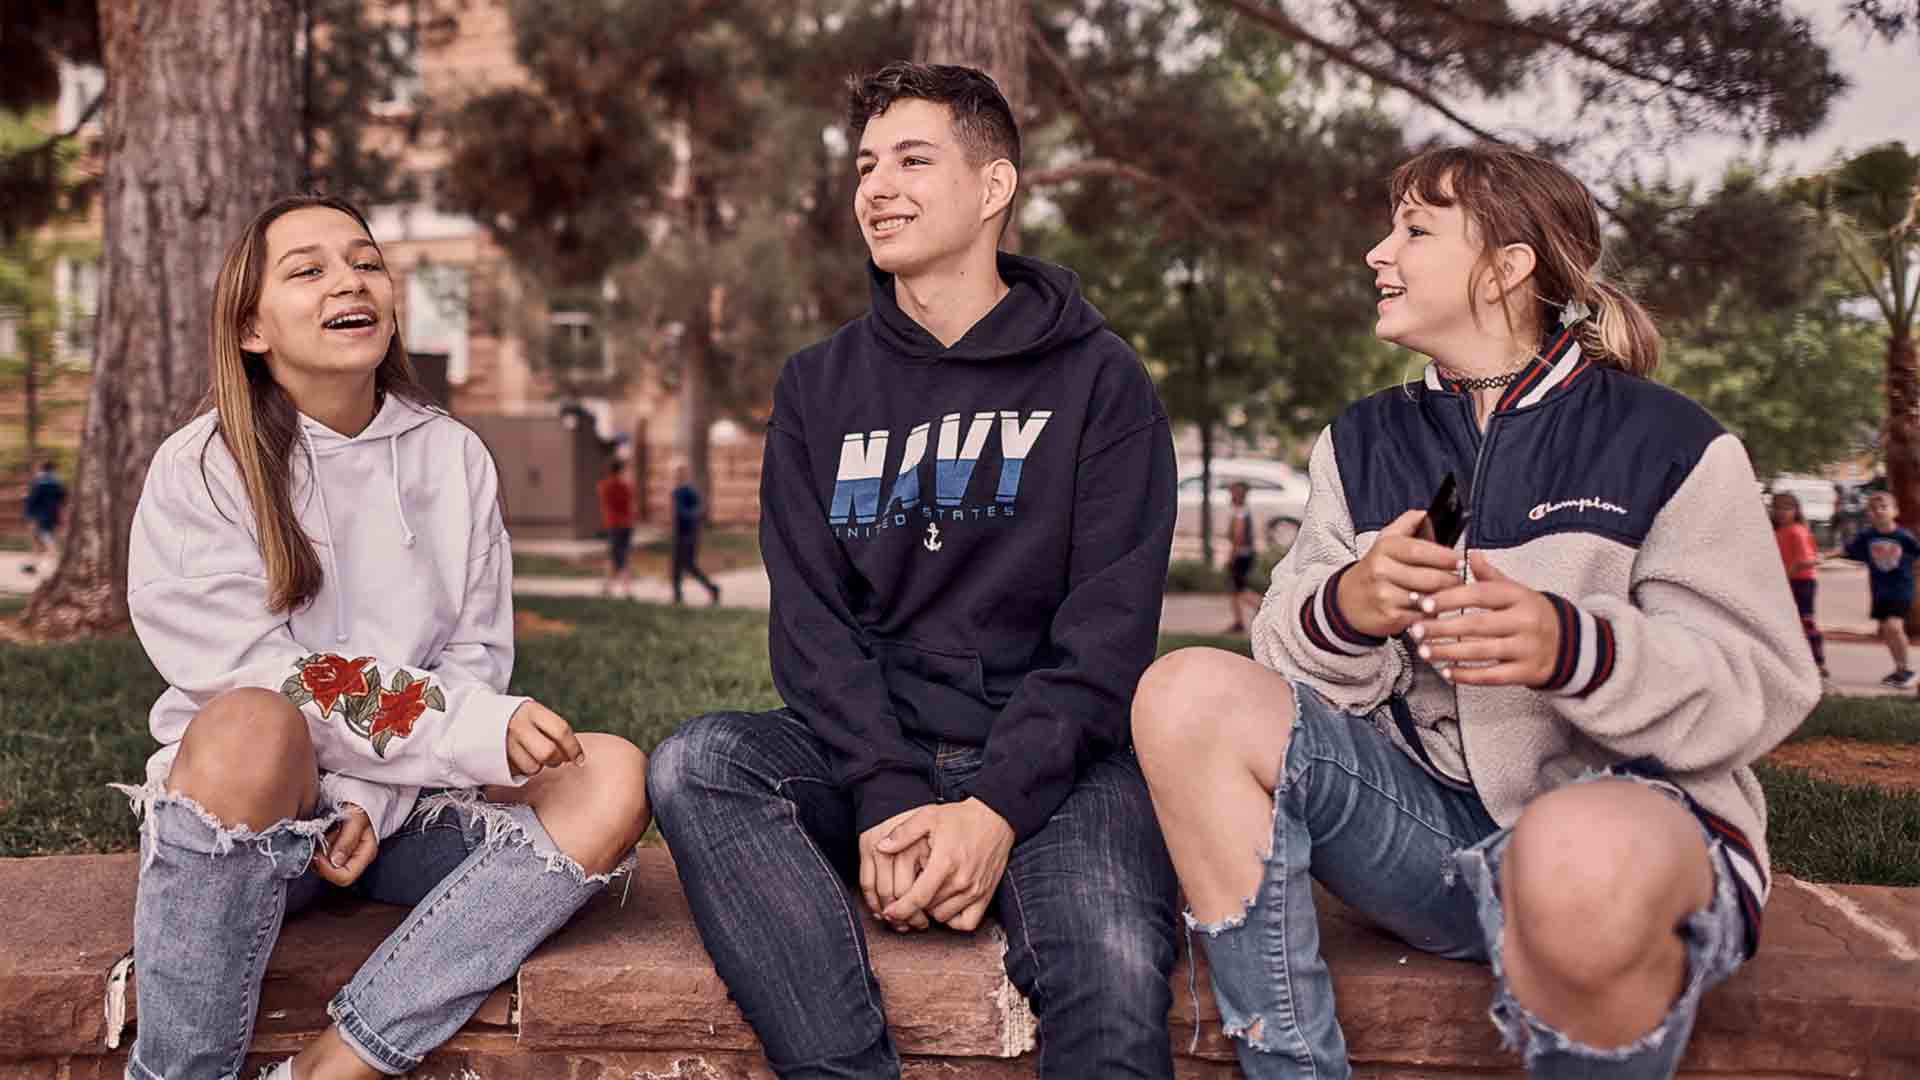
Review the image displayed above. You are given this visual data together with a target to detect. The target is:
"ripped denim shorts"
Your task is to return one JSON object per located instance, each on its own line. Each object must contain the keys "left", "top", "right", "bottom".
{"left": 1187, "top": 682, "right": 1753, "bottom": 1079}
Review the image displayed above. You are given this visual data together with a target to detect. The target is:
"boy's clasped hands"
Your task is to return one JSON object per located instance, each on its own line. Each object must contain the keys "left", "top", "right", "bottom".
{"left": 860, "top": 799, "right": 1015, "bottom": 934}
{"left": 1338, "top": 509, "right": 1565, "bottom": 687}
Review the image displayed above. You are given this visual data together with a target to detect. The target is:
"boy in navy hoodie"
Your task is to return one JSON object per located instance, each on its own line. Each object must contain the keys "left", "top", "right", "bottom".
{"left": 649, "top": 62, "right": 1180, "bottom": 1077}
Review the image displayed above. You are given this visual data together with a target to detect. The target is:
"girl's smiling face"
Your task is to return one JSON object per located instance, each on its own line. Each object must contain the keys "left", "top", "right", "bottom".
{"left": 243, "top": 206, "right": 395, "bottom": 391}
{"left": 1364, "top": 190, "right": 1487, "bottom": 357}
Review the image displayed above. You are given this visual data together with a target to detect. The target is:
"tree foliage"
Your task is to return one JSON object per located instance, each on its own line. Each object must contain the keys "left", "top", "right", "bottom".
{"left": 1208, "top": 0, "right": 1845, "bottom": 157}
{"left": 434, "top": 0, "right": 914, "bottom": 491}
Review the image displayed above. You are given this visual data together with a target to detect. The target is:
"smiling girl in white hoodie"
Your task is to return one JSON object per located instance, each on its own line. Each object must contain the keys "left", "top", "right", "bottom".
{"left": 118, "top": 195, "right": 651, "bottom": 1080}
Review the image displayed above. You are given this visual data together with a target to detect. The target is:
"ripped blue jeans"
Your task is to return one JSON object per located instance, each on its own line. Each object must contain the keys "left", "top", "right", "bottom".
{"left": 1192, "top": 684, "right": 1750, "bottom": 1079}
{"left": 118, "top": 784, "right": 626, "bottom": 1080}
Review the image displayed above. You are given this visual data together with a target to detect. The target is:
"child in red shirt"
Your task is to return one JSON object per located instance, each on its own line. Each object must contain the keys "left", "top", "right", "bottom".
{"left": 597, "top": 459, "right": 636, "bottom": 598}
{"left": 1772, "top": 492, "right": 1827, "bottom": 678}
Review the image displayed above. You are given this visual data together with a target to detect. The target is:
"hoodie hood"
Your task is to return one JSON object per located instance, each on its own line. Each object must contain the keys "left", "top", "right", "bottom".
{"left": 866, "top": 251, "right": 1109, "bottom": 363}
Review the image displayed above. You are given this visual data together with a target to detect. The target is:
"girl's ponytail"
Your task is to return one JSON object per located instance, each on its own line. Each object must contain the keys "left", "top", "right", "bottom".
{"left": 1576, "top": 277, "right": 1661, "bottom": 377}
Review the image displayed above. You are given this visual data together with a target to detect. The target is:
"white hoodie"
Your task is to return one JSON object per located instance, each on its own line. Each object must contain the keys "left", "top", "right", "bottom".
{"left": 128, "top": 394, "right": 527, "bottom": 837}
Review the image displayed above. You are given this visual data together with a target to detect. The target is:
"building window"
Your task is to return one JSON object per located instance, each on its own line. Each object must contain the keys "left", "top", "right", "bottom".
{"left": 406, "top": 265, "right": 469, "bottom": 383}
{"left": 55, "top": 256, "right": 100, "bottom": 361}
{"left": 549, "top": 309, "right": 609, "bottom": 376}
{"left": 376, "top": 24, "right": 423, "bottom": 113}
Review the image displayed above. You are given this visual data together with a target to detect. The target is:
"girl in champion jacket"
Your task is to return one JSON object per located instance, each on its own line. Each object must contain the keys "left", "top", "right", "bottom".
{"left": 117, "top": 195, "right": 651, "bottom": 1080}
{"left": 1131, "top": 145, "right": 1818, "bottom": 1078}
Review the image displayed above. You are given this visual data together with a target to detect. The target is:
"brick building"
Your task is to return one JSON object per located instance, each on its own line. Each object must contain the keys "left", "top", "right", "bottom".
{"left": 5, "top": 2, "right": 765, "bottom": 538}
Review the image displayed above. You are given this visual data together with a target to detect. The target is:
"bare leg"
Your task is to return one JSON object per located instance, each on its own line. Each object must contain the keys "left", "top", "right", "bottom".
{"left": 1131, "top": 648, "right": 1292, "bottom": 922}
{"left": 1885, "top": 618, "right": 1911, "bottom": 671}
{"left": 1498, "top": 781, "right": 1714, "bottom": 1048}
{"left": 485, "top": 731, "right": 652, "bottom": 875}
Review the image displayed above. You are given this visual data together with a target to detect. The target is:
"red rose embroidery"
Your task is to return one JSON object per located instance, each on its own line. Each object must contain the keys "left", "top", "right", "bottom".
{"left": 369, "top": 679, "right": 429, "bottom": 743}
{"left": 299, "top": 655, "right": 373, "bottom": 715}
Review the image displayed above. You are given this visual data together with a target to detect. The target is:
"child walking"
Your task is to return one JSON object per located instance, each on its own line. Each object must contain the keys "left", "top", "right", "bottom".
{"left": 1840, "top": 491, "right": 1920, "bottom": 688}
{"left": 1772, "top": 492, "right": 1827, "bottom": 678}
{"left": 118, "top": 195, "right": 651, "bottom": 1080}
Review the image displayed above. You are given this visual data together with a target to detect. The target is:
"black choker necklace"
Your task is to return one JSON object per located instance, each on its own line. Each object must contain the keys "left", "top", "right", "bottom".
{"left": 1450, "top": 370, "right": 1522, "bottom": 391}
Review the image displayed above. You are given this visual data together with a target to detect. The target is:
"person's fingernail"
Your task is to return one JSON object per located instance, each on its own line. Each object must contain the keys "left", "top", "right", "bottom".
{"left": 1418, "top": 644, "right": 1432, "bottom": 660}
{"left": 1409, "top": 623, "right": 1426, "bottom": 642}
{"left": 1440, "top": 667, "right": 1454, "bottom": 681}
{"left": 1421, "top": 597, "right": 1436, "bottom": 614}
{"left": 1408, "top": 590, "right": 1421, "bottom": 605}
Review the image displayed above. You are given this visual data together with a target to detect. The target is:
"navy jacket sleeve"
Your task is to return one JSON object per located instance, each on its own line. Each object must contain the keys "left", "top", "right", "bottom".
{"left": 967, "top": 355, "right": 1177, "bottom": 841}
{"left": 760, "top": 365, "right": 937, "bottom": 833}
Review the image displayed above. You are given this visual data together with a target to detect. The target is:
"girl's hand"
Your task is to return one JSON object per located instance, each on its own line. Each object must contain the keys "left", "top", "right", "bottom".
{"left": 312, "top": 803, "right": 378, "bottom": 887}
{"left": 1336, "top": 509, "right": 1468, "bottom": 639}
{"left": 1409, "top": 553, "right": 1560, "bottom": 687}
{"left": 506, "top": 701, "right": 586, "bottom": 779}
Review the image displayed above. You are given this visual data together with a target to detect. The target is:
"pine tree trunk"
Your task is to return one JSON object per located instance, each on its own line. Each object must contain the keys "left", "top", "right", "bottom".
{"left": 680, "top": 296, "right": 715, "bottom": 519}
{"left": 22, "top": 0, "right": 302, "bottom": 640}
{"left": 915, "top": 0, "right": 1028, "bottom": 251}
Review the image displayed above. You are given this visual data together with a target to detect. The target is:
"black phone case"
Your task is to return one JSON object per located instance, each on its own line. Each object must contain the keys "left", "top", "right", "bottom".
{"left": 1424, "top": 472, "right": 1469, "bottom": 548}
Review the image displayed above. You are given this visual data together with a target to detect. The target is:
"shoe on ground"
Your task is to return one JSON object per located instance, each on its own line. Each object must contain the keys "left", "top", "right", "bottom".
{"left": 1886, "top": 669, "right": 1919, "bottom": 688}
{"left": 1901, "top": 670, "right": 1919, "bottom": 689}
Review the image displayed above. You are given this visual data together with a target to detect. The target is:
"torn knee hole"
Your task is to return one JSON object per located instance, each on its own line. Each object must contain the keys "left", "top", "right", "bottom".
{"left": 1225, "top": 1016, "right": 1279, "bottom": 1051}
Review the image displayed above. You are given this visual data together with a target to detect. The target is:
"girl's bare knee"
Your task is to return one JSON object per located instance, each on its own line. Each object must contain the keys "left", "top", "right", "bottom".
{"left": 169, "top": 689, "right": 315, "bottom": 821}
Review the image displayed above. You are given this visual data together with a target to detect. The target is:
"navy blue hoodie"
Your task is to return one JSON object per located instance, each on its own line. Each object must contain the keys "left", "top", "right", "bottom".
{"left": 760, "top": 252, "right": 1176, "bottom": 841}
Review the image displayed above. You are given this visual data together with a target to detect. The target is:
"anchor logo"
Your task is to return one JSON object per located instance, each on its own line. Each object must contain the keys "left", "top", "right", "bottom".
{"left": 923, "top": 522, "right": 943, "bottom": 551}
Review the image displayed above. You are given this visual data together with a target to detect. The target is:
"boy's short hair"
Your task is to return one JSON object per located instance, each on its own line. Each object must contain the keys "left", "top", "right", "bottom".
{"left": 846, "top": 61, "right": 1021, "bottom": 170}
{"left": 39, "top": 460, "right": 55, "bottom": 472}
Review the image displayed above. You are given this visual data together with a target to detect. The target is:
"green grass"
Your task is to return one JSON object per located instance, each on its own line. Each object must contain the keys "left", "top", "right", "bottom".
{"left": 3, "top": 603, "right": 1918, "bottom": 886}
{"left": 511, "top": 552, "right": 607, "bottom": 579}
{"left": 1788, "top": 695, "right": 1920, "bottom": 746}
{"left": 1753, "top": 763, "right": 1920, "bottom": 886}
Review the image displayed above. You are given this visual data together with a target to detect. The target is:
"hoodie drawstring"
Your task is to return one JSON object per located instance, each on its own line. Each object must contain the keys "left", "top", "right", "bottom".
{"left": 302, "top": 426, "right": 351, "bottom": 645}
{"left": 389, "top": 435, "right": 417, "bottom": 548}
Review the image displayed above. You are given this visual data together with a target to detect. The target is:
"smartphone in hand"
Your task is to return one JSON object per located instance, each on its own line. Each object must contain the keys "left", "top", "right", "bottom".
{"left": 1417, "top": 472, "right": 1470, "bottom": 548}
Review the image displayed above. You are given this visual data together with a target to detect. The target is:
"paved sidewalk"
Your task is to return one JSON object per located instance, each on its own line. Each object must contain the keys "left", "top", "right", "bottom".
{"left": 8, "top": 553, "right": 1916, "bottom": 700}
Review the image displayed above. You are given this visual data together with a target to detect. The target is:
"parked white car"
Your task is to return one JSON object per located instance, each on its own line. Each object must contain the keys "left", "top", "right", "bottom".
{"left": 1766, "top": 474, "right": 1839, "bottom": 525}
{"left": 1175, "top": 458, "right": 1310, "bottom": 553}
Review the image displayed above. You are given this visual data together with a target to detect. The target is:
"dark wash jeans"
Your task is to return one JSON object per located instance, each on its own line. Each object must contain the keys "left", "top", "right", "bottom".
{"left": 649, "top": 708, "right": 1181, "bottom": 1079}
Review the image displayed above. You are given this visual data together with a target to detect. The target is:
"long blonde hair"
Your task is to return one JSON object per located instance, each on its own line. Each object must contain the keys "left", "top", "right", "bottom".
{"left": 200, "top": 194, "right": 432, "bottom": 614}
{"left": 1390, "top": 145, "right": 1661, "bottom": 376}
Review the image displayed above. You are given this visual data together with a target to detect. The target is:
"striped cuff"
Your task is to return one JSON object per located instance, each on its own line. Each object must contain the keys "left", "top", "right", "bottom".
{"left": 1692, "top": 804, "right": 1767, "bottom": 959}
{"left": 1538, "top": 593, "right": 1616, "bottom": 696}
{"left": 1298, "top": 563, "right": 1388, "bottom": 656}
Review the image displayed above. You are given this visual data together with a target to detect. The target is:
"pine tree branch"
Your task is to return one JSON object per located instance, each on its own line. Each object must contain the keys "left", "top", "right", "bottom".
{"left": 1209, "top": 0, "right": 1511, "bottom": 146}
{"left": 1387, "top": 0, "right": 1697, "bottom": 99}
{"left": 1024, "top": 158, "right": 1228, "bottom": 238}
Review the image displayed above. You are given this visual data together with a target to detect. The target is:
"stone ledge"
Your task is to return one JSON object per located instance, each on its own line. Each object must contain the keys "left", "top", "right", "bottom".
{"left": 2, "top": 852, "right": 1916, "bottom": 1077}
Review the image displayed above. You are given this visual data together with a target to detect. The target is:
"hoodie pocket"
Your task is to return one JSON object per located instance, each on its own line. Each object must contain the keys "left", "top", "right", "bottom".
{"left": 871, "top": 639, "right": 997, "bottom": 742}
